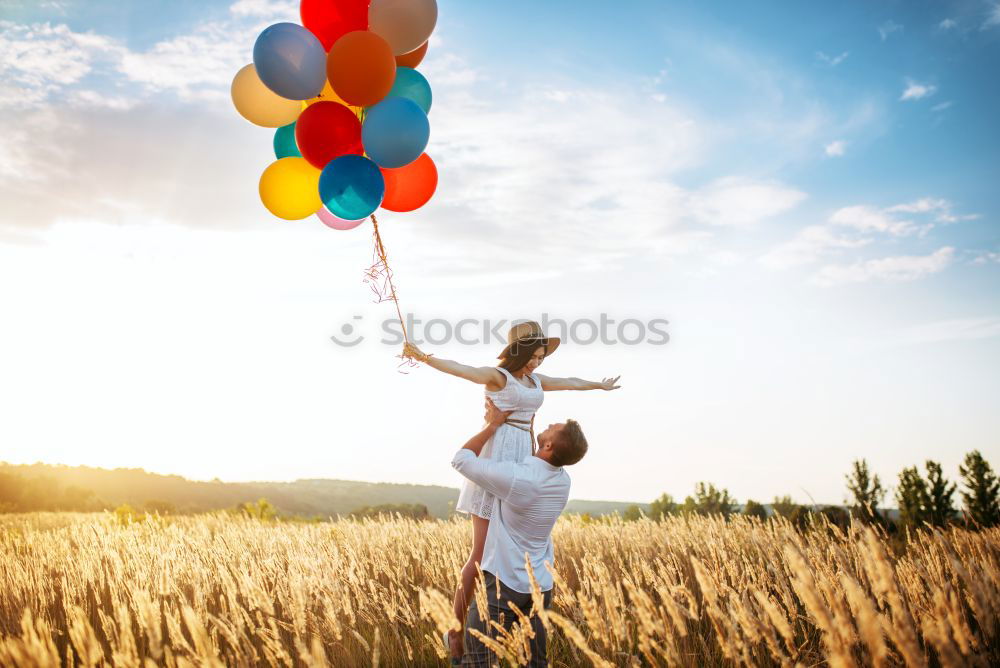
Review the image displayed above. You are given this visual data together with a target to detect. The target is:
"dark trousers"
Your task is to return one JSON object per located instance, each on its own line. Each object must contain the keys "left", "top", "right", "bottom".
{"left": 462, "top": 571, "right": 553, "bottom": 667}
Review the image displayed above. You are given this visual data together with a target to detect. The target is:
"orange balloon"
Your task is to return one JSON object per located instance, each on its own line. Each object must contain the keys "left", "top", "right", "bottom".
{"left": 395, "top": 41, "right": 428, "bottom": 68}
{"left": 381, "top": 153, "right": 437, "bottom": 212}
{"left": 327, "top": 31, "right": 396, "bottom": 107}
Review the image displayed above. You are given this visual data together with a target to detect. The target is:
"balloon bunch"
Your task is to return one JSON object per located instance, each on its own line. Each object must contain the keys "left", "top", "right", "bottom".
{"left": 231, "top": 0, "right": 439, "bottom": 230}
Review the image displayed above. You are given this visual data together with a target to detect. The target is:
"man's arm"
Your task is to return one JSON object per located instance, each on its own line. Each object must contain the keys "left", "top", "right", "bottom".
{"left": 452, "top": 399, "right": 519, "bottom": 500}
{"left": 460, "top": 398, "right": 510, "bottom": 456}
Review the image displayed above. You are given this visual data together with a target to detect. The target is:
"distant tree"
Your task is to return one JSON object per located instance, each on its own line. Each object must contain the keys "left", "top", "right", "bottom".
{"left": 114, "top": 504, "right": 146, "bottom": 525}
{"left": 896, "top": 466, "right": 931, "bottom": 528}
{"left": 742, "top": 499, "right": 767, "bottom": 521}
{"left": 649, "top": 493, "right": 677, "bottom": 520}
{"left": 680, "top": 483, "right": 735, "bottom": 518}
{"left": 959, "top": 451, "right": 1000, "bottom": 528}
{"left": 771, "top": 495, "right": 799, "bottom": 519}
{"left": 788, "top": 505, "right": 813, "bottom": 530}
{"left": 144, "top": 499, "right": 177, "bottom": 515}
{"left": 845, "top": 459, "right": 885, "bottom": 524}
{"left": 349, "top": 503, "right": 431, "bottom": 521}
{"left": 238, "top": 498, "right": 277, "bottom": 521}
{"left": 924, "top": 460, "right": 956, "bottom": 527}
{"left": 60, "top": 485, "right": 96, "bottom": 511}
{"left": 818, "top": 506, "right": 850, "bottom": 529}
{"left": 622, "top": 504, "right": 642, "bottom": 522}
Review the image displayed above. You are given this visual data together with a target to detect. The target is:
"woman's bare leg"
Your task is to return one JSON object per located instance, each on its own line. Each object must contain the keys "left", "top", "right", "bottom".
{"left": 448, "top": 514, "right": 490, "bottom": 658}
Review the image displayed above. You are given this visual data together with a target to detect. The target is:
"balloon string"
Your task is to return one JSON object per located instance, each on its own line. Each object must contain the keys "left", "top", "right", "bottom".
{"left": 364, "top": 213, "right": 418, "bottom": 372}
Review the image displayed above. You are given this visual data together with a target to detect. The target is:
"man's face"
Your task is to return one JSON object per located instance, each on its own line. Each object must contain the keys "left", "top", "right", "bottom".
{"left": 539, "top": 422, "right": 566, "bottom": 447}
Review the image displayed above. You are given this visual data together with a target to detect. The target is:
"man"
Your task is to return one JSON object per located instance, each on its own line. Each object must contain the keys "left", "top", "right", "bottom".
{"left": 450, "top": 397, "right": 589, "bottom": 667}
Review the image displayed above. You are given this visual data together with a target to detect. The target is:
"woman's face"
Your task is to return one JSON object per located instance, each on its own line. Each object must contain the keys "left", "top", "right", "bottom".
{"left": 522, "top": 346, "right": 545, "bottom": 374}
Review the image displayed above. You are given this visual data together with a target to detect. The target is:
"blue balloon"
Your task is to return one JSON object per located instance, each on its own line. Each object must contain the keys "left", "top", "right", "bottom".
{"left": 273, "top": 122, "right": 301, "bottom": 159}
{"left": 253, "top": 23, "right": 326, "bottom": 100}
{"left": 362, "top": 97, "right": 430, "bottom": 169}
{"left": 387, "top": 67, "right": 432, "bottom": 114}
{"left": 319, "top": 155, "right": 385, "bottom": 220}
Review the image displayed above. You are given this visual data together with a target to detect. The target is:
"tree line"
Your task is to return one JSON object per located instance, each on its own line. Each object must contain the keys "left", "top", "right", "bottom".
{"left": 622, "top": 449, "right": 1000, "bottom": 531}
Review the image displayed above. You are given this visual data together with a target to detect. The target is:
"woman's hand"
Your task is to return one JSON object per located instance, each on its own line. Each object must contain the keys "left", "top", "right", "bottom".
{"left": 484, "top": 398, "right": 514, "bottom": 427}
{"left": 599, "top": 376, "right": 622, "bottom": 391}
{"left": 402, "top": 341, "right": 432, "bottom": 363}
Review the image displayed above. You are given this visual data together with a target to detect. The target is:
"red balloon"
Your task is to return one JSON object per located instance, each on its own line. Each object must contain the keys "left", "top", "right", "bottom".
{"left": 295, "top": 101, "right": 363, "bottom": 169}
{"left": 381, "top": 153, "right": 437, "bottom": 212}
{"left": 301, "top": 0, "right": 370, "bottom": 51}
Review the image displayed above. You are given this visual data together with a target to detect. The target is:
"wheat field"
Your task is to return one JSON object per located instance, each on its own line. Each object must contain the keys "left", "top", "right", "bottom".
{"left": 0, "top": 512, "right": 997, "bottom": 667}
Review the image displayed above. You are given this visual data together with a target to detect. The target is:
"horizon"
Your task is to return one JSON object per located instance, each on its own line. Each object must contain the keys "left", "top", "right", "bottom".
{"left": 0, "top": 457, "right": 973, "bottom": 511}
{"left": 1, "top": 0, "right": 998, "bottom": 508}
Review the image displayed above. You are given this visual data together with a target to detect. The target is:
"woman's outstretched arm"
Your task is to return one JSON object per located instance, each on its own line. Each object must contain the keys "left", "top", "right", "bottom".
{"left": 403, "top": 342, "right": 505, "bottom": 388}
{"left": 535, "top": 373, "right": 622, "bottom": 392}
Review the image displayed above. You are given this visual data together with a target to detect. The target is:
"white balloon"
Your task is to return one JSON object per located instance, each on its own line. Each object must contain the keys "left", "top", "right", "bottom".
{"left": 369, "top": 0, "right": 438, "bottom": 56}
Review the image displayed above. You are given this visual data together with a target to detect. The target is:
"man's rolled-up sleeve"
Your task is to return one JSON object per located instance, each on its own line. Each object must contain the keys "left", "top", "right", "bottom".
{"left": 452, "top": 450, "right": 518, "bottom": 501}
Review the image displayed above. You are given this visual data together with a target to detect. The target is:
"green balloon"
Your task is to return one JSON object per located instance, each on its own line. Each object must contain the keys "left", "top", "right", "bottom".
{"left": 273, "top": 122, "right": 301, "bottom": 159}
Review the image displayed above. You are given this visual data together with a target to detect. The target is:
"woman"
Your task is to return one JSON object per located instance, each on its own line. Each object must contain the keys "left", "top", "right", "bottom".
{"left": 402, "top": 320, "right": 621, "bottom": 661}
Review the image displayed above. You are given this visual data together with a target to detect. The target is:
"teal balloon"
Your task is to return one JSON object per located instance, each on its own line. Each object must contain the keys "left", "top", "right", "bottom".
{"left": 319, "top": 155, "right": 385, "bottom": 220}
{"left": 273, "top": 122, "right": 301, "bottom": 159}
{"left": 388, "top": 67, "right": 432, "bottom": 114}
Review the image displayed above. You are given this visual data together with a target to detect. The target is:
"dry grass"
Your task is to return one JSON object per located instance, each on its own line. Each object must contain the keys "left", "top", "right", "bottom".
{"left": 0, "top": 512, "right": 998, "bottom": 666}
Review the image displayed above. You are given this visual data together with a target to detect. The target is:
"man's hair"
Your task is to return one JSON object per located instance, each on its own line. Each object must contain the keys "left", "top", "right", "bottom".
{"left": 549, "top": 419, "right": 588, "bottom": 467}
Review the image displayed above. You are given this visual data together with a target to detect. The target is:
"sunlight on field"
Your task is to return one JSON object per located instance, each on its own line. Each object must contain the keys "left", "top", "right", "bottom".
{"left": 0, "top": 513, "right": 997, "bottom": 666}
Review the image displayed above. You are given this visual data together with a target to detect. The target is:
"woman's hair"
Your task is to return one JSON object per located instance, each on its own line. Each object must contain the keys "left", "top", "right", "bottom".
{"left": 498, "top": 338, "right": 545, "bottom": 374}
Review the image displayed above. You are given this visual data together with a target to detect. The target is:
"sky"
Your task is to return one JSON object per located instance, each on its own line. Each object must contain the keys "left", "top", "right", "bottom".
{"left": 1, "top": 0, "right": 998, "bottom": 506}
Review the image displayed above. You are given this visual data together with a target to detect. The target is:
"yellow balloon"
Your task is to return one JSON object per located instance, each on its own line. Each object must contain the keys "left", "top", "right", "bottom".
{"left": 231, "top": 64, "right": 301, "bottom": 128}
{"left": 303, "top": 80, "right": 365, "bottom": 120}
{"left": 258, "top": 157, "right": 322, "bottom": 220}
{"left": 303, "top": 80, "right": 345, "bottom": 108}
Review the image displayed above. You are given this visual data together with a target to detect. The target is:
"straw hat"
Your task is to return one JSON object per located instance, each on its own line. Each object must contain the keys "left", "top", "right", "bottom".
{"left": 496, "top": 320, "right": 560, "bottom": 360}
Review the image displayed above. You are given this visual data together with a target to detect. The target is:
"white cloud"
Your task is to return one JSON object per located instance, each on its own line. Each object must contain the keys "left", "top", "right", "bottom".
{"left": 984, "top": 4, "right": 1000, "bottom": 29}
{"left": 687, "top": 177, "right": 806, "bottom": 228}
{"left": 939, "top": 18, "right": 958, "bottom": 30}
{"left": 759, "top": 225, "right": 870, "bottom": 270}
{"left": 829, "top": 205, "right": 919, "bottom": 236}
{"left": 816, "top": 51, "right": 849, "bottom": 66}
{"left": 824, "top": 139, "right": 847, "bottom": 157}
{"left": 885, "top": 198, "right": 948, "bottom": 214}
{"left": 900, "top": 80, "right": 937, "bottom": 101}
{"left": 878, "top": 20, "right": 903, "bottom": 40}
{"left": 117, "top": 22, "right": 250, "bottom": 102}
{"left": 886, "top": 197, "right": 977, "bottom": 223}
{"left": 0, "top": 21, "right": 124, "bottom": 108}
{"left": 0, "top": 1, "right": 299, "bottom": 108}
{"left": 972, "top": 251, "right": 1000, "bottom": 265}
{"left": 761, "top": 197, "right": 977, "bottom": 276}
{"left": 887, "top": 316, "right": 1000, "bottom": 345}
{"left": 229, "top": 0, "right": 297, "bottom": 18}
{"left": 931, "top": 100, "right": 954, "bottom": 112}
{"left": 811, "top": 247, "right": 954, "bottom": 286}
{"left": 67, "top": 89, "right": 137, "bottom": 110}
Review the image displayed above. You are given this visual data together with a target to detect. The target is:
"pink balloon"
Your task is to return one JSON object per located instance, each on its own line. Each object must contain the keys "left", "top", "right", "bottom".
{"left": 316, "top": 206, "right": 366, "bottom": 230}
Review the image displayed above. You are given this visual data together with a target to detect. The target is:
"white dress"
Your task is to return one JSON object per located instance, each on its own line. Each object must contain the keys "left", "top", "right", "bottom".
{"left": 455, "top": 366, "right": 545, "bottom": 519}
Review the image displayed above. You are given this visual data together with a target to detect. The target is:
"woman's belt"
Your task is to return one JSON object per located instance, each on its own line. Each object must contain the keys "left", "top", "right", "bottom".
{"left": 504, "top": 417, "right": 532, "bottom": 432}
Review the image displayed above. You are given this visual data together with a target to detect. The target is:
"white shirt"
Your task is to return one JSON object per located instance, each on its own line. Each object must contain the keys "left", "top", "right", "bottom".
{"left": 452, "top": 449, "right": 570, "bottom": 593}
